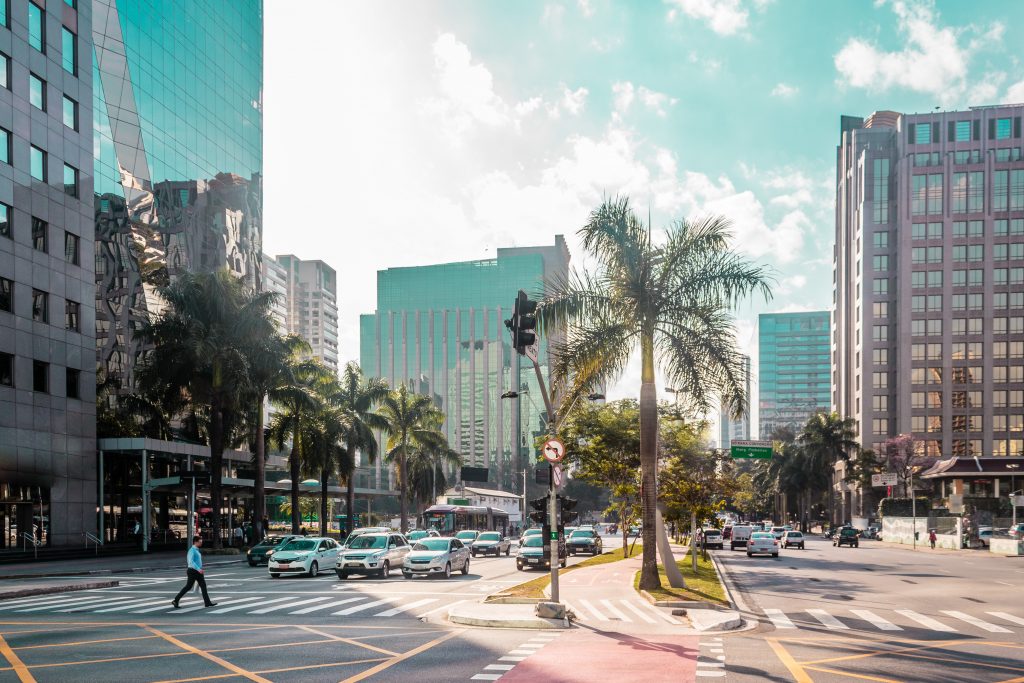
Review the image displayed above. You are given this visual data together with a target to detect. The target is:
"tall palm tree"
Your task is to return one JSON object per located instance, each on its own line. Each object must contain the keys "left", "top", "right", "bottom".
{"left": 137, "top": 269, "right": 276, "bottom": 549}
{"left": 378, "top": 385, "right": 448, "bottom": 532}
{"left": 798, "top": 411, "right": 860, "bottom": 527}
{"left": 329, "top": 362, "right": 389, "bottom": 533}
{"left": 539, "top": 197, "right": 772, "bottom": 590}
{"left": 406, "top": 409, "right": 463, "bottom": 511}
{"left": 302, "top": 397, "right": 353, "bottom": 537}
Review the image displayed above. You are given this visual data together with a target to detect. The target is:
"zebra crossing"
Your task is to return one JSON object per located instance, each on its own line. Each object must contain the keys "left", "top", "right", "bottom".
{"left": 564, "top": 598, "right": 681, "bottom": 625}
{"left": 761, "top": 605, "right": 1024, "bottom": 636}
{"left": 0, "top": 590, "right": 444, "bottom": 618}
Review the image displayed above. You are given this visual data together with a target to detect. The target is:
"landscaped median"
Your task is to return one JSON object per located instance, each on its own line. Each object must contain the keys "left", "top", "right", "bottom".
{"left": 634, "top": 551, "right": 743, "bottom": 632}
{"left": 488, "top": 545, "right": 643, "bottom": 602}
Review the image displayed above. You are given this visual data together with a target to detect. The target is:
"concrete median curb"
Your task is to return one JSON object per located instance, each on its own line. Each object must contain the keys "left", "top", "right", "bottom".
{"left": 445, "top": 601, "right": 571, "bottom": 630}
{"left": 0, "top": 580, "right": 120, "bottom": 600}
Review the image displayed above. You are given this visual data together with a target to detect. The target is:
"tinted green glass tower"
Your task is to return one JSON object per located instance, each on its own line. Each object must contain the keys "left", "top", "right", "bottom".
{"left": 360, "top": 238, "right": 570, "bottom": 498}
{"left": 758, "top": 311, "right": 831, "bottom": 437}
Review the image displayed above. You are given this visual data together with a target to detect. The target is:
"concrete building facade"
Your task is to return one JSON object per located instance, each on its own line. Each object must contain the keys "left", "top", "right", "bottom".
{"left": 261, "top": 253, "right": 287, "bottom": 332}
{"left": 276, "top": 255, "right": 339, "bottom": 373}
{"left": 719, "top": 355, "right": 751, "bottom": 447}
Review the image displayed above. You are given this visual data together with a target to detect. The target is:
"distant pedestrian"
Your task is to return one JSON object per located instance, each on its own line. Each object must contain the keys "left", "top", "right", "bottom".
{"left": 172, "top": 537, "right": 216, "bottom": 609}
{"left": 300, "top": 526, "right": 307, "bottom": 536}
{"left": 928, "top": 529, "right": 937, "bottom": 550}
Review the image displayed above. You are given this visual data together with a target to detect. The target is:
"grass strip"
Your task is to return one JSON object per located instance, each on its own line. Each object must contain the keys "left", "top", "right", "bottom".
{"left": 493, "top": 545, "right": 644, "bottom": 600}
{"left": 633, "top": 552, "right": 728, "bottom": 605}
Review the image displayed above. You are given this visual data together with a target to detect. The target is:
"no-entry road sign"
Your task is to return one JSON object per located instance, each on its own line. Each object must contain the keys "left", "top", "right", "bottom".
{"left": 542, "top": 439, "right": 566, "bottom": 463}
{"left": 730, "top": 440, "right": 773, "bottom": 459}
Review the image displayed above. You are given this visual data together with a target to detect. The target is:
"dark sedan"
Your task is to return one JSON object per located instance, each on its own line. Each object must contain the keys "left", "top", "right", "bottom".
{"left": 567, "top": 529, "right": 602, "bottom": 555}
{"left": 247, "top": 534, "right": 299, "bottom": 566}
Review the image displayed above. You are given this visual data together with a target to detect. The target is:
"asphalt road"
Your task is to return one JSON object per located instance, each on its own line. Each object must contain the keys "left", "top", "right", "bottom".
{"left": 0, "top": 537, "right": 615, "bottom": 683}
{"left": 712, "top": 534, "right": 1024, "bottom": 682}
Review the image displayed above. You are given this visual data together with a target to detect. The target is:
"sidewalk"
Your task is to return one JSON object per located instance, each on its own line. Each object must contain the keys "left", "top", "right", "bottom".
{"left": 0, "top": 550, "right": 245, "bottom": 580}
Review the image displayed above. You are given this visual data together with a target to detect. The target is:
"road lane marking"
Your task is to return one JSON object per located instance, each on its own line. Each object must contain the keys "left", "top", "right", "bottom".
{"left": 579, "top": 599, "right": 608, "bottom": 621}
{"left": 210, "top": 596, "right": 296, "bottom": 614}
{"left": 485, "top": 664, "right": 516, "bottom": 671}
{"left": 334, "top": 598, "right": 395, "bottom": 615}
{"left": 10, "top": 595, "right": 111, "bottom": 612}
{"left": 375, "top": 598, "right": 437, "bottom": 617}
{"left": 141, "top": 625, "right": 271, "bottom": 683}
{"left": 339, "top": 629, "right": 459, "bottom": 683}
{"left": 763, "top": 608, "right": 796, "bottom": 629}
{"left": 988, "top": 611, "right": 1024, "bottom": 626}
{"left": 0, "top": 631, "right": 34, "bottom": 683}
{"left": 249, "top": 597, "right": 330, "bottom": 614}
{"left": 499, "top": 656, "right": 527, "bottom": 662}
{"left": 807, "top": 609, "right": 849, "bottom": 630}
{"left": 894, "top": 610, "right": 958, "bottom": 632}
{"left": 295, "top": 626, "right": 399, "bottom": 657}
{"left": 599, "top": 599, "right": 632, "bottom": 622}
{"left": 176, "top": 597, "right": 263, "bottom": 614}
{"left": 471, "top": 675, "right": 501, "bottom": 681}
{"left": 57, "top": 596, "right": 147, "bottom": 613}
{"left": 766, "top": 638, "right": 813, "bottom": 683}
{"left": 0, "top": 594, "right": 102, "bottom": 608}
{"left": 941, "top": 610, "right": 1013, "bottom": 633}
{"left": 291, "top": 597, "right": 364, "bottom": 614}
{"left": 850, "top": 609, "right": 902, "bottom": 631}
{"left": 92, "top": 597, "right": 177, "bottom": 613}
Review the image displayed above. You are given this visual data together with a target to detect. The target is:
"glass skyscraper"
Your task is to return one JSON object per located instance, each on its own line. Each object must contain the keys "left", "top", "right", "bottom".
{"left": 758, "top": 311, "right": 831, "bottom": 437}
{"left": 360, "top": 237, "right": 570, "bottom": 494}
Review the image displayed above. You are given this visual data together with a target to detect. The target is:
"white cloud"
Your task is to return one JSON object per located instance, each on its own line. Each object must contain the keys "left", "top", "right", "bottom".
{"left": 665, "top": 0, "right": 750, "bottom": 36}
{"left": 541, "top": 3, "right": 566, "bottom": 29}
{"left": 834, "top": 0, "right": 1005, "bottom": 106}
{"left": 577, "top": 0, "right": 595, "bottom": 18}
{"left": 770, "top": 82, "right": 798, "bottom": 98}
{"left": 638, "top": 87, "right": 678, "bottom": 117}
{"left": 561, "top": 86, "right": 589, "bottom": 116}
{"left": 1007, "top": 79, "right": 1024, "bottom": 104}
{"left": 612, "top": 81, "right": 635, "bottom": 113}
{"left": 611, "top": 81, "right": 678, "bottom": 118}
{"left": 688, "top": 50, "right": 722, "bottom": 73}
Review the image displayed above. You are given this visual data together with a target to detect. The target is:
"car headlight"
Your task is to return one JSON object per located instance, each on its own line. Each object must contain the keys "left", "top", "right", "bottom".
{"left": 266, "top": 549, "right": 275, "bottom": 556}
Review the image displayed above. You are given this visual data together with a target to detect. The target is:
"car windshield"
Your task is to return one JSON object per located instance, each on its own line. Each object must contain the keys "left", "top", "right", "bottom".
{"left": 751, "top": 533, "right": 773, "bottom": 539}
{"left": 347, "top": 535, "right": 388, "bottom": 549}
{"left": 771, "top": 527, "right": 785, "bottom": 532}
{"left": 456, "top": 531, "right": 477, "bottom": 540}
{"left": 261, "top": 536, "right": 287, "bottom": 546}
{"left": 414, "top": 539, "right": 450, "bottom": 552}
{"left": 478, "top": 532, "right": 501, "bottom": 541}
{"left": 704, "top": 530, "right": 720, "bottom": 536}
{"left": 280, "top": 540, "right": 316, "bottom": 551}
{"left": 570, "top": 530, "right": 594, "bottom": 538}
{"left": 523, "top": 529, "right": 541, "bottom": 536}
{"left": 523, "top": 536, "right": 544, "bottom": 548}
{"left": 407, "top": 531, "right": 427, "bottom": 540}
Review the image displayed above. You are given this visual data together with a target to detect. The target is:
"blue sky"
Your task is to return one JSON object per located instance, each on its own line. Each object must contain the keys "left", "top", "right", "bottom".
{"left": 264, "top": 0, "right": 1024, "bottom": 412}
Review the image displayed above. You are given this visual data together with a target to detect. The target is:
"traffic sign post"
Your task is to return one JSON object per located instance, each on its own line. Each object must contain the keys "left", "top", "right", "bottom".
{"left": 871, "top": 473, "right": 898, "bottom": 488}
{"left": 730, "top": 439, "right": 773, "bottom": 459}
{"left": 542, "top": 439, "right": 566, "bottom": 464}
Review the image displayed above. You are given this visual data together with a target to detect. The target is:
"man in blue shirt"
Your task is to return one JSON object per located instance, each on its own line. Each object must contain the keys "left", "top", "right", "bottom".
{"left": 172, "top": 536, "right": 216, "bottom": 608}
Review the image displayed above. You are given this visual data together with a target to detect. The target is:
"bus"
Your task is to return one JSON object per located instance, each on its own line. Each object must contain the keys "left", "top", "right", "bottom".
{"left": 420, "top": 505, "right": 509, "bottom": 537}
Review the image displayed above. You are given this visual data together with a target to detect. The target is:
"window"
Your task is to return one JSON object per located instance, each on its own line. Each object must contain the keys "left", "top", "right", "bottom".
{"left": 0, "top": 0, "right": 7, "bottom": 28}
{"left": 928, "top": 222, "right": 942, "bottom": 239}
{"left": 28, "top": 73, "right": 44, "bottom": 111}
{"left": 952, "top": 172, "right": 966, "bottom": 213}
{"left": 928, "top": 319, "right": 942, "bottom": 336}
{"left": 928, "top": 295, "right": 942, "bottom": 312}
{"left": 31, "top": 289, "right": 46, "bottom": 322}
{"left": 969, "top": 220, "right": 984, "bottom": 237}
{"left": 872, "top": 395, "right": 888, "bottom": 412}
{"left": 914, "top": 152, "right": 940, "bottom": 167}
{"left": 928, "top": 271, "right": 942, "bottom": 288}
{"left": 0, "top": 127, "right": 9, "bottom": 164}
{"left": 61, "top": 28, "right": 76, "bottom": 75}
{"left": 0, "top": 276, "right": 10, "bottom": 312}
{"left": 31, "top": 217, "right": 46, "bottom": 252}
{"left": 32, "top": 360, "right": 47, "bottom": 393}
{"left": 915, "top": 122, "right": 933, "bottom": 144}
{"left": 912, "top": 247, "right": 926, "bottom": 264}
{"left": 64, "top": 0, "right": 75, "bottom": 7}
{"left": 0, "top": 203, "right": 8, "bottom": 239}
{"left": 1012, "top": 170, "right": 1024, "bottom": 211}
{"left": 968, "top": 171, "right": 984, "bottom": 212}
{"left": 873, "top": 302, "right": 888, "bottom": 318}
{"left": 873, "top": 348, "right": 888, "bottom": 365}
{"left": 30, "top": 146, "right": 46, "bottom": 182}
{"left": 912, "top": 343, "right": 925, "bottom": 361}
{"left": 969, "top": 318, "right": 983, "bottom": 334}
{"left": 994, "top": 366, "right": 1008, "bottom": 383}
{"left": 873, "top": 325, "right": 888, "bottom": 342}
{"left": 912, "top": 271, "right": 925, "bottom": 289}
{"left": 995, "top": 118, "right": 1012, "bottom": 140}
{"left": 954, "top": 149, "right": 982, "bottom": 164}
{"left": 952, "top": 318, "right": 966, "bottom": 335}
{"left": 912, "top": 295, "right": 926, "bottom": 313}
{"left": 872, "top": 278, "right": 887, "bottom": 295}
{"left": 872, "top": 418, "right": 889, "bottom": 436}
{"left": 953, "top": 270, "right": 967, "bottom": 287}
{"left": 64, "top": 232, "right": 79, "bottom": 265}
{"left": 873, "top": 231, "right": 888, "bottom": 249}
{"left": 873, "top": 255, "right": 889, "bottom": 270}
{"left": 969, "top": 269, "right": 983, "bottom": 286}
{"left": 996, "top": 147, "right": 1023, "bottom": 162}
{"left": 927, "top": 174, "right": 942, "bottom": 214}
{"left": 64, "top": 300, "right": 79, "bottom": 331}
{"left": 952, "top": 294, "right": 966, "bottom": 311}
{"left": 0, "top": 52, "right": 8, "bottom": 90}
{"left": 63, "top": 164, "right": 77, "bottom": 197}
{"left": 0, "top": 352, "right": 11, "bottom": 386}
{"left": 62, "top": 96, "right": 77, "bottom": 130}
{"left": 995, "top": 170, "right": 1009, "bottom": 212}
{"left": 65, "top": 368, "right": 79, "bottom": 399}
{"left": 995, "top": 244, "right": 1008, "bottom": 260}
{"left": 873, "top": 372, "right": 888, "bottom": 389}
{"left": 954, "top": 120, "right": 972, "bottom": 141}
{"left": 27, "top": 3, "right": 44, "bottom": 53}
{"left": 873, "top": 158, "right": 890, "bottom": 223}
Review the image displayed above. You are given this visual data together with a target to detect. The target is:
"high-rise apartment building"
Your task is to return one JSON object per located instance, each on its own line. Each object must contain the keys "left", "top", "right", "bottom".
{"left": 835, "top": 106, "right": 1024, "bottom": 464}
{"left": 719, "top": 355, "right": 751, "bottom": 447}
{"left": 261, "top": 254, "right": 288, "bottom": 332}
{"left": 0, "top": 0, "right": 96, "bottom": 548}
{"left": 759, "top": 312, "right": 831, "bottom": 437}
{"left": 276, "top": 255, "right": 339, "bottom": 373}
{"left": 359, "top": 237, "right": 570, "bottom": 493}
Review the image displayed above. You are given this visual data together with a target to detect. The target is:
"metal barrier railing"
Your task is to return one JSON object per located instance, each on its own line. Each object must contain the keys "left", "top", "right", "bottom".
{"left": 21, "top": 532, "right": 41, "bottom": 559}
{"left": 84, "top": 532, "right": 103, "bottom": 555}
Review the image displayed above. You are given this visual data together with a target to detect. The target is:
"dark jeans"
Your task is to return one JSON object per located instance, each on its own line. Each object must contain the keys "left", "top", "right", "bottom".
{"left": 173, "top": 568, "right": 213, "bottom": 605}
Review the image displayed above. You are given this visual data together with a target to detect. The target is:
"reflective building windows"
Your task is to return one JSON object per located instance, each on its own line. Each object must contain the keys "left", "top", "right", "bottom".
{"left": 29, "top": 73, "right": 44, "bottom": 111}
{"left": 27, "top": 2, "right": 43, "bottom": 53}
{"left": 29, "top": 145, "right": 45, "bottom": 181}
{"left": 61, "top": 28, "right": 76, "bottom": 76}
{"left": 62, "top": 96, "right": 77, "bottom": 130}
{"left": 65, "top": 368, "right": 79, "bottom": 399}
{"left": 0, "top": 52, "right": 8, "bottom": 90}
{"left": 0, "top": 277, "right": 10, "bottom": 311}
{"left": 31, "top": 217, "right": 46, "bottom": 252}
{"left": 64, "top": 231, "right": 78, "bottom": 265}
{"left": 63, "top": 164, "right": 77, "bottom": 197}
{"left": 0, "top": 128, "right": 9, "bottom": 164}
{"left": 0, "top": 203, "right": 8, "bottom": 238}
{"left": 32, "top": 361, "right": 47, "bottom": 393}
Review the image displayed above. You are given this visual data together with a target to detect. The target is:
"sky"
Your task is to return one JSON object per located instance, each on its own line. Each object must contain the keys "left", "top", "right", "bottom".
{"left": 263, "top": 0, "right": 1024, "bottom": 426}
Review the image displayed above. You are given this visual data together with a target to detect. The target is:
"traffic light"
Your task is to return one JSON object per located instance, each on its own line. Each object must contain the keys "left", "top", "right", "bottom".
{"left": 504, "top": 289, "right": 538, "bottom": 355}
{"left": 557, "top": 495, "right": 578, "bottom": 525}
{"left": 529, "top": 495, "right": 548, "bottom": 525}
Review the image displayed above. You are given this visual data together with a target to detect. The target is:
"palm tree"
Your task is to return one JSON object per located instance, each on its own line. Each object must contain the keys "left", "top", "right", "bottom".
{"left": 798, "top": 411, "right": 860, "bottom": 528}
{"left": 538, "top": 197, "right": 772, "bottom": 590}
{"left": 302, "top": 397, "right": 352, "bottom": 537}
{"left": 378, "top": 385, "right": 448, "bottom": 532}
{"left": 137, "top": 269, "right": 276, "bottom": 548}
{"left": 406, "top": 409, "right": 463, "bottom": 511}
{"left": 329, "top": 363, "right": 389, "bottom": 533}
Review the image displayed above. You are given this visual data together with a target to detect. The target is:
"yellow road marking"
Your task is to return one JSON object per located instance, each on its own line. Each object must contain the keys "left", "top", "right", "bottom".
{"left": 801, "top": 638, "right": 970, "bottom": 666}
{"left": 14, "top": 634, "right": 159, "bottom": 650}
{"left": 150, "top": 657, "right": 389, "bottom": 683}
{"left": 804, "top": 665, "right": 900, "bottom": 682}
{"left": 297, "top": 626, "right": 399, "bottom": 657}
{"left": 339, "top": 629, "right": 461, "bottom": 683}
{"left": 3, "top": 651, "right": 187, "bottom": 670}
{"left": 766, "top": 637, "right": 813, "bottom": 683}
{"left": 142, "top": 625, "right": 272, "bottom": 683}
{"left": 0, "top": 632, "right": 35, "bottom": 683}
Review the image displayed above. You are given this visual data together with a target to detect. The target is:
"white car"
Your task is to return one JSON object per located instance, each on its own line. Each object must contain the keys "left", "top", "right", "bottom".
{"left": 402, "top": 537, "right": 471, "bottom": 579}
{"left": 770, "top": 526, "right": 787, "bottom": 540}
{"left": 268, "top": 537, "right": 341, "bottom": 578}
{"left": 336, "top": 532, "right": 411, "bottom": 578}
{"left": 343, "top": 526, "right": 391, "bottom": 548}
{"left": 747, "top": 532, "right": 779, "bottom": 557}
{"left": 730, "top": 524, "right": 753, "bottom": 550}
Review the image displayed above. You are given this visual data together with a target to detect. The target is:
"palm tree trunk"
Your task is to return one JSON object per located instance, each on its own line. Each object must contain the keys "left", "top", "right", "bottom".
{"left": 290, "top": 414, "right": 301, "bottom": 534}
{"left": 320, "top": 468, "right": 330, "bottom": 537}
{"left": 399, "top": 444, "right": 409, "bottom": 534}
{"left": 638, "top": 332, "right": 660, "bottom": 591}
{"left": 254, "top": 401, "right": 266, "bottom": 542}
{"left": 346, "top": 444, "right": 356, "bottom": 534}
{"left": 209, "top": 400, "right": 224, "bottom": 549}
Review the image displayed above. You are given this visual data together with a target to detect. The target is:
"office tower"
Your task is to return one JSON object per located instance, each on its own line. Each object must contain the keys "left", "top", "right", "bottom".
{"left": 359, "top": 237, "right": 571, "bottom": 493}
{"left": 276, "top": 255, "right": 339, "bottom": 373}
{"left": 0, "top": 0, "right": 96, "bottom": 547}
{"left": 719, "top": 355, "right": 751, "bottom": 447}
{"left": 758, "top": 312, "right": 831, "bottom": 438}
{"left": 261, "top": 254, "right": 288, "bottom": 332}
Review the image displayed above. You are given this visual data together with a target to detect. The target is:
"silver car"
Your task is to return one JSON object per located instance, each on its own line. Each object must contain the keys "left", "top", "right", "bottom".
{"left": 336, "top": 533, "right": 410, "bottom": 579}
{"left": 343, "top": 526, "right": 391, "bottom": 548}
{"left": 402, "top": 537, "right": 471, "bottom": 579}
{"left": 471, "top": 531, "right": 511, "bottom": 557}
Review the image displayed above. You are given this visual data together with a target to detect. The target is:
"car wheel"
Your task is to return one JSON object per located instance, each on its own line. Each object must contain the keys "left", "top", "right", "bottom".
{"left": 516, "top": 562, "right": 523, "bottom": 571}
{"left": 248, "top": 560, "right": 258, "bottom": 567}
{"left": 462, "top": 558, "right": 470, "bottom": 575}
{"left": 379, "top": 560, "right": 390, "bottom": 578}
{"left": 746, "top": 552, "right": 752, "bottom": 557}
{"left": 308, "top": 561, "right": 319, "bottom": 578}
{"left": 772, "top": 553, "right": 778, "bottom": 558}
{"left": 444, "top": 562, "right": 452, "bottom": 579}
{"left": 403, "top": 571, "right": 411, "bottom": 579}
{"left": 801, "top": 544, "right": 805, "bottom": 549}
{"left": 471, "top": 551, "right": 476, "bottom": 557}
{"left": 505, "top": 546, "right": 511, "bottom": 556}
{"left": 270, "top": 573, "right": 280, "bottom": 578}
{"left": 337, "top": 572, "right": 348, "bottom": 580}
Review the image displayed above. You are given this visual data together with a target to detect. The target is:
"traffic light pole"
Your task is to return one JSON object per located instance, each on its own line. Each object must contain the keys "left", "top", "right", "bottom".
{"left": 548, "top": 465, "right": 559, "bottom": 602}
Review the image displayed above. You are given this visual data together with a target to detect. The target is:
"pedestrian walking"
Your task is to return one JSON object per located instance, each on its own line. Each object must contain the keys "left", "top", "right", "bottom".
{"left": 928, "top": 529, "right": 937, "bottom": 550}
{"left": 172, "top": 537, "right": 217, "bottom": 608}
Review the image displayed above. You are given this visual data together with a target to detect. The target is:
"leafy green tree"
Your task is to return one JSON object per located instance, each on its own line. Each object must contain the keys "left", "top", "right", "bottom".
{"left": 136, "top": 269, "right": 276, "bottom": 548}
{"left": 659, "top": 421, "right": 736, "bottom": 544}
{"left": 406, "top": 407, "right": 462, "bottom": 512}
{"left": 539, "top": 198, "right": 772, "bottom": 589}
{"left": 798, "top": 411, "right": 859, "bottom": 526}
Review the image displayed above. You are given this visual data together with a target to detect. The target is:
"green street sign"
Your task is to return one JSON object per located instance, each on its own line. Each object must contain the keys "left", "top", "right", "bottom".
{"left": 731, "top": 440, "right": 773, "bottom": 459}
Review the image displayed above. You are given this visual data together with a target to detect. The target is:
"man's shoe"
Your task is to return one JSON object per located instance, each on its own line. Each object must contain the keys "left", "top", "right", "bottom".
{"left": 205, "top": 602, "right": 217, "bottom": 607}
{"left": 171, "top": 601, "right": 180, "bottom": 609}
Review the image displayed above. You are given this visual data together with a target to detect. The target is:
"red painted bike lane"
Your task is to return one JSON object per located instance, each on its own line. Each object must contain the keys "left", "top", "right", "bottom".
{"left": 499, "top": 628, "right": 699, "bottom": 682}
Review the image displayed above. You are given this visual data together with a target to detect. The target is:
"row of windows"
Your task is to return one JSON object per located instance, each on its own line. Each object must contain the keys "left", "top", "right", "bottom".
{"left": 0, "top": 278, "right": 80, "bottom": 331}
{"left": 912, "top": 148, "right": 1023, "bottom": 167}
{"left": 910, "top": 220, "right": 1024, "bottom": 240}
{"left": 0, "top": 123, "right": 79, "bottom": 191}
{"left": 26, "top": 2, "right": 77, "bottom": 76}
{"left": 1, "top": 211, "right": 80, "bottom": 259}
{"left": 0, "top": 352, "right": 79, "bottom": 398}
{"left": 910, "top": 118, "right": 1022, "bottom": 145}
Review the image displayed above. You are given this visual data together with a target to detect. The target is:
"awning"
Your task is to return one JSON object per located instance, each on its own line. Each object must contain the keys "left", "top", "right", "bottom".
{"left": 919, "top": 456, "right": 1024, "bottom": 480}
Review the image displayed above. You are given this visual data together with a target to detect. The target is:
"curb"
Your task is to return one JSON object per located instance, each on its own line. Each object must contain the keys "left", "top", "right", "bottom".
{"left": 0, "top": 558, "right": 244, "bottom": 581}
{"left": 0, "top": 580, "right": 119, "bottom": 600}
{"left": 638, "top": 589, "right": 716, "bottom": 609}
{"left": 447, "top": 608, "right": 571, "bottom": 630}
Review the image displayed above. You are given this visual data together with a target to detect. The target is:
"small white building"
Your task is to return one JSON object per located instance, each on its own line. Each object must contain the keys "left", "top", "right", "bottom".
{"left": 437, "top": 486, "right": 523, "bottom": 523}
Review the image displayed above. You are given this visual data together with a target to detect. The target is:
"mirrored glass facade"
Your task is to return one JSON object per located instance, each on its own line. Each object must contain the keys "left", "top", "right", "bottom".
{"left": 758, "top": 312, "right": 831, "bottom": 437}
{"left": 360, "top": 238, "right": 570, "bottom": 494}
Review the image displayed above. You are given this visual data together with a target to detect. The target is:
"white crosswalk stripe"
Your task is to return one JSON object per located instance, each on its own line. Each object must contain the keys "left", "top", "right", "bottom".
{"left": 334, "top": 598, "right": 395, "bottom": 616}
{"left": 375, "top": 598, "right": 437, "bottom": 617}
{"left": 807, "top": 609, "right": 849, "bottom": 630}
{"left": 989, "top": 611, "right": 1024, "bottom": 627}
{"left": 942, "top": 610, "right": 1013, "bottom": 633}
{"left": 850, "top": 609, "right": 902, "bottom": 631}
{"left": 0, "top": 593, "right": 104, "bottom": 609}
{"left": 763, "top": 608, "right": 796, "bottom": 629}
{"left": 892, "top": 610, "right": 958, "bottom": 633}
{"left": 291, "top": 597, "right": 365, "bottom": 614}
{"left": 617, "top": 600, "right": 658, "bottom": 624}
{"left": 250, "top": 597, "right": 332, "bottom": 614}
{"left": 579, "top": 599, "right": 608, "bottom": 621}
{"left": 209, "top": 596, "right": 296, "bottom": 614}
{"left": 93, "top": 597, "right": 172, "bottom": 613}
{"left": 599, "top": 599, "right": 632, "bottom": 622}
{"left": 16, "top": 596, "right": 119, "bottom": 612}
{"left": 61, "top": 596, "right": 154, "bottom": 613}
